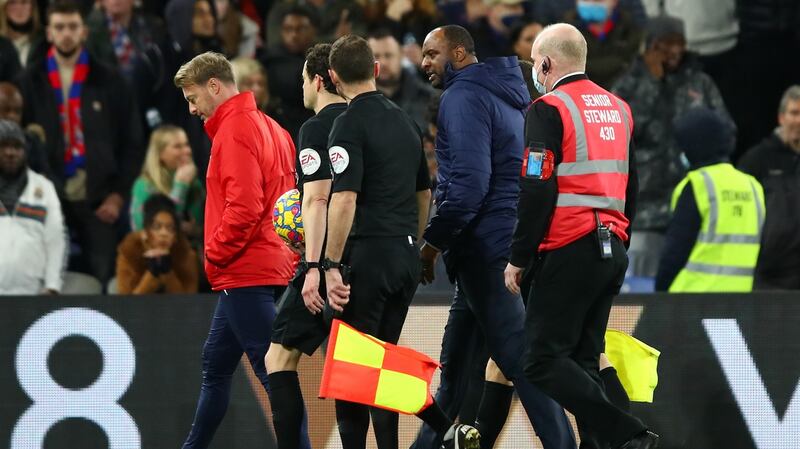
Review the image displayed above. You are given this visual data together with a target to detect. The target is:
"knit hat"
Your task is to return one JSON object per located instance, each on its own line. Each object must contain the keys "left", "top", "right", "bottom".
{"left": 0, "top": 119, "right": 25, "bottom": 147}
{"left": 674, "top": 108, "right": 736, "bottom": 167}
{"left": 646, "top": 15, "right": 685, "bottom": 44}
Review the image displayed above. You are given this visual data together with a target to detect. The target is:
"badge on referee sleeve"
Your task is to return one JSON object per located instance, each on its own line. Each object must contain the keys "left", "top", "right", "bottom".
{"left": 521, "top": 143, "right": 554, "bottom": 180}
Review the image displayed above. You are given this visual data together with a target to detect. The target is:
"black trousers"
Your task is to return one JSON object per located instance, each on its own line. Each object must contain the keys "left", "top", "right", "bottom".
{"left": 523, "top": 232, "right": 646, "bottom": 448}
{"left": 336, "top": 236, "right": 421, "bottom": 449}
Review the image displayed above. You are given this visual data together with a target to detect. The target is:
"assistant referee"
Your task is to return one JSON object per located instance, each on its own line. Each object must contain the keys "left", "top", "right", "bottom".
{"left": 322, "top": 35, "right": 479, "bottom": 449}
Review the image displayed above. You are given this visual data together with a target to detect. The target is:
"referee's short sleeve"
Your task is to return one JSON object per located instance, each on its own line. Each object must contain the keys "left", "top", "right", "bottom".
{"left": 296, "top": 120, "right": 332, "bottom": 185}
{"left": 328, "top": 113, "right": 364, "bottom": 193}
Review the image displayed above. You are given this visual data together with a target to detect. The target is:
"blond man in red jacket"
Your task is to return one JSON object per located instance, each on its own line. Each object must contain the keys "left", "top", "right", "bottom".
{"left": 173, "top": 52, "right": 309, "bottom": 449}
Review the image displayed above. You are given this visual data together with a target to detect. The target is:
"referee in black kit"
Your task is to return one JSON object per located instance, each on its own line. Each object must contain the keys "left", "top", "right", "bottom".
{"left": 321, "top": 35, "right": 480, "bottom": 449}
{"left": 266, "top": 43, "right": 347, "bottom": 449}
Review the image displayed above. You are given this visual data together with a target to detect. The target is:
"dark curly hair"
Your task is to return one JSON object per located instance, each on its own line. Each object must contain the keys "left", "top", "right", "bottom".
{"left": 143, "top": 194, "right": 180, "bottom": 234}
{"left": 305, "top": 43, "right": 337, "bottom": 95}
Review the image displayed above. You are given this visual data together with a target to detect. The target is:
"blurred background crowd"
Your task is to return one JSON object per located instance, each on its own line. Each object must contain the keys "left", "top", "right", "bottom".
{"left": 0, "top": 0, "right": 798, "bottom": 295}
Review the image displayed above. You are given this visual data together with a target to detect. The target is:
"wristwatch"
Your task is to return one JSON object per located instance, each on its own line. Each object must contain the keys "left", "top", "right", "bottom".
{"left": 321, "top": 258, "right": 343, "bottom": 271}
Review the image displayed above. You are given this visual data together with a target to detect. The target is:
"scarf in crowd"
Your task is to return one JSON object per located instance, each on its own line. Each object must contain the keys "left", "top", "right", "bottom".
{"left": 587, "top": 9, "right": 619, "bottom": 41}
{"left": 47, "top": 45, "right": 89, "bottom": 178}
{"left": 108, "top": 15, "right": 135, "bottom": 74}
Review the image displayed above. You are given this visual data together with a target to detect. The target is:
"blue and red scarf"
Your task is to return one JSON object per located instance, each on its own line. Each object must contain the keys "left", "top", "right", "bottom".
{"left": 108, "top": 16, "right": 134, "bottom": 75}
{"left": 47, "top": 46, "right": 89, "bottom": 178}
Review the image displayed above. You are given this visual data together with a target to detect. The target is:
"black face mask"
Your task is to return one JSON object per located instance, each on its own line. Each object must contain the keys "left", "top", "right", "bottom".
{"left": 7, "top": 19, "right": 34, "bottom": 34}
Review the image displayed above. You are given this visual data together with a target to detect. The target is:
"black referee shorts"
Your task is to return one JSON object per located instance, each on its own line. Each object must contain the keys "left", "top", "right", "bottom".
{"left": 271, "top": 267, "right": 330, "bottom": 356}
{"left": 340, "top": 236, "right": 421, "bottom": 345}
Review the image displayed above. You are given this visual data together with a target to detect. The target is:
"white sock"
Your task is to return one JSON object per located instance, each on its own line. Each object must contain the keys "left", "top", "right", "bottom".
{"left": 443, "top": 423, "right": 456, "bottom": 441}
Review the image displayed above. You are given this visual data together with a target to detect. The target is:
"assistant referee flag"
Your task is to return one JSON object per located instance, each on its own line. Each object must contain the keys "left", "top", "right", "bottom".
{"left": 319, "top": 319, "right": 439, "bottom": 414}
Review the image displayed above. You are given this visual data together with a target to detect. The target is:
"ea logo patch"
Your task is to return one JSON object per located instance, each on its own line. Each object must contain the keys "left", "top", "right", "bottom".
{"left": 328, "top": 146, "right": 350, "bottom": 174}
{"left": 299, "top": 148, "right": 321, "bottom": 175}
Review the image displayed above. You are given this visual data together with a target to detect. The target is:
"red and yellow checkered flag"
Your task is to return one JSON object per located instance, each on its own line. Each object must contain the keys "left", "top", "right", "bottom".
{"left": 319, "top": 319, "right": 439, "bottom": 415}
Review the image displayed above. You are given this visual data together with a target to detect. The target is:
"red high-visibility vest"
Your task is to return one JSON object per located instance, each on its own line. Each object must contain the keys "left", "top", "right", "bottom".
{"left": 536, "top": 79, "right": 633, "bottom": 252}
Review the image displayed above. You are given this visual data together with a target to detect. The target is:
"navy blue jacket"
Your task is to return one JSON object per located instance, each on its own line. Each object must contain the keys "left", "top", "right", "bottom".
{"left": 423, "top": 57, "right": 530, "bottom": 263}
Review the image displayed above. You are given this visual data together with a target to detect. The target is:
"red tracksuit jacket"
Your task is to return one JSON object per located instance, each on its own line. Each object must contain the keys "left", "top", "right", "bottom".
{"left": 203, "top": 92, "right": 297, "bottom": 290}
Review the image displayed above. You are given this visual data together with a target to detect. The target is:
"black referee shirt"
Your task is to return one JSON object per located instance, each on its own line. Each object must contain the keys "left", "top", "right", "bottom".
{"left": 295, "top": 102, "right": 348, "bottom": 196}
{"left": 327, "top": 91, "right": 430, "bottom": 238}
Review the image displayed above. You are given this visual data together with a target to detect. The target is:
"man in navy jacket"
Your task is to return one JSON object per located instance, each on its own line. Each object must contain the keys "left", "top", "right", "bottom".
{"left": 414, "top": 25, "right": 575, "bottom": 449}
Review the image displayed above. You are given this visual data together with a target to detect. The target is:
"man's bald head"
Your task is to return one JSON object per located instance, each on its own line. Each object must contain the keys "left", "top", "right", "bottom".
{"left": 532, "top": 23, "right": 587, "bottom": 73}
{"left": 0, "top": 83, "right": 24, "bottom": 125}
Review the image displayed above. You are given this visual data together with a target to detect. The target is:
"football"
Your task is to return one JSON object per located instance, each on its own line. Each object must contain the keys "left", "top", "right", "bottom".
{"left": 273, "top": 189, "right": 304, "bottom": 244}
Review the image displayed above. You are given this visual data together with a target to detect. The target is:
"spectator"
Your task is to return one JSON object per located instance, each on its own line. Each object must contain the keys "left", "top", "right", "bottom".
{"left": 467, "top": 0, "right": 526, "bottom": 58}
{"left": 129, "top": 125, "right": 204, "bottom": 244}
{"left": 368, "top": 29, "right": 436, "bottom": 130}
{"left": 116, "top": 193, "right": 198, "bottom": 294}
{"left": 85, "top": 0, "right": 167, "bottom": 82}
{"left": 0, "top": 82, "right": 48, "bottom": 175}
{"left": 612, "top": 15, "right": 732, "bottom": 278}
{"left": 230, "top": 56, "right": 284, "bottom": 118}
{"left": 641, "top": 0, "right": 738, "bottom": 60}
{"left": 17, "top": 0, "right": 144, "bottom": 284}
{"left": 1, "top": 0, "right": 46, "bottom": 67}
{"left": 509, "top": 19, "right": 543, "bottom": 63}
{"left": 260, "top": 5, "right": 317, "bottom": 140}
{"left": 214, "top": 0, "right": 259, "bottom": 58}
{"left": 151, "top": 0, "right": 223, "bottom": 178}
{"left": 0, "top": 34, "right": 21, "bottom": 82}
{"left": 564, "top": 0, "right": 643, "bottom": 88}
{"left": 656, "top": 108, "right": 764, "bottom": 292}
{"left": 533, "top": 0, "right": 648, "bottom": 26}
{"left": 373, "top": 0, "right": 441, "bottom": 48}
{"left": 165, "top": 0, "right": 221, "bottom": 56}
{"left": 0, "top": 119, "right": 65, "bottom": 295}
{"left": 725, "top": 1, "right": 800, "bottom": 157}
{"left": 738, "top": 86, "right": 800, "bottom": 290}
{"left": 265, "top": 0, "right": 365, "bottom": 48}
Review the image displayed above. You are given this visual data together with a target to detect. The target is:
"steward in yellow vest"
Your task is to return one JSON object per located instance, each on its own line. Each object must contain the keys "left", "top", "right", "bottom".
{"left": 656, "top": 108, "right": 765, "bottom": 292}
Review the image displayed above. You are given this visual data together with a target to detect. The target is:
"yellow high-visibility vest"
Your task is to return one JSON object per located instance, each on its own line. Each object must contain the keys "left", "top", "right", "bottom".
{"left": 669, "top": 163, "right": 765, "bottom": 292}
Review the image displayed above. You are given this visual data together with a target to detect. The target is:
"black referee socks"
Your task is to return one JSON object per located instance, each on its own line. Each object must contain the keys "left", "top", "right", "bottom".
{"left": 269, "top": 371, "right": 305, "bottom": 449}
{"left": 417, "top": 401, "right": 453, "bottom": 436}
{"left": 475, "top": 381, "right": 514, "bottom": 448}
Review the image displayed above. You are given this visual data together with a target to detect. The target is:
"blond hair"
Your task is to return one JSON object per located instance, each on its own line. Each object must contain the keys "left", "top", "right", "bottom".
{"left": 173, "top": 51, "right": 235, "bottom": 88}
{"left": 230, "top": 57, "right": 266, "bottom": 89}
{"left": 142, "top": 125, "right": 186, "bottom": 195}
{"left": 0, "top": 0, "right": 42, "bottom": 37}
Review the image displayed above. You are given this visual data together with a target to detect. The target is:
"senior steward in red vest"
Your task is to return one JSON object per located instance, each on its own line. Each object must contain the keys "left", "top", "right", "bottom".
{"left": 504, "top": 23, "right": 658, "bottom": 449}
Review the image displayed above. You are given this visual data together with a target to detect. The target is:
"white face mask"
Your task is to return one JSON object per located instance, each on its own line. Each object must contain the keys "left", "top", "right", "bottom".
{"left": 532, "top": 59, "right": 548, "bottom": 95}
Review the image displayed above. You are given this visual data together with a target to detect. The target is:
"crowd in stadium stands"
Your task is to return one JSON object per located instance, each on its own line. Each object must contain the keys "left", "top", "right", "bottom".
{"left": 0, "top": 0, "right": 798, "bottom": 295}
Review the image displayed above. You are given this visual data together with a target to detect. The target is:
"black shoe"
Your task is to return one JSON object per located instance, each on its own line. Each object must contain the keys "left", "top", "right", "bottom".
{"left": 441, "top": 424, "right": 481, "bottom": 449}
{"left": 619, "top": 431, "right": 659, "bottom": 449}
